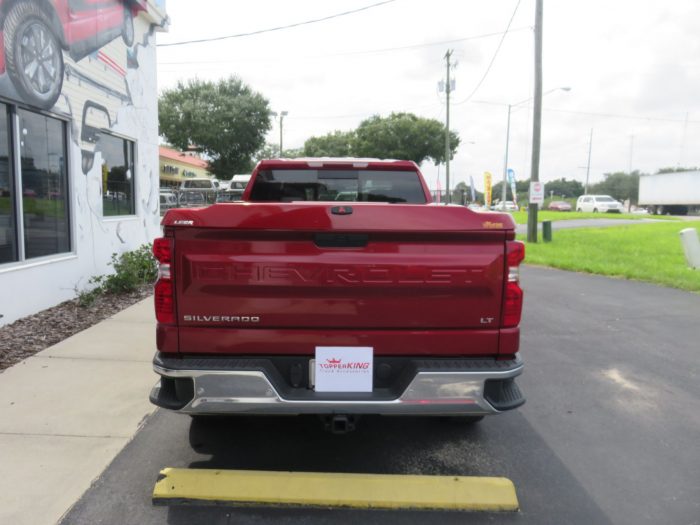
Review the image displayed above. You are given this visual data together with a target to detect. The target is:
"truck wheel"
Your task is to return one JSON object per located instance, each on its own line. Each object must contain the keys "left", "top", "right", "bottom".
{"left": 3, "top": 1, "right": 64, "bottom": 109}
{"left": 121, "top": 7, "right": 134, "bottom": 47}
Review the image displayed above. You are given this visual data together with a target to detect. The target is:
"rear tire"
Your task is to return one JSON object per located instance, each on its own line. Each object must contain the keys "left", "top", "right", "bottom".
{"left": 4, "top": 1, "right": 64, "bottom": 109}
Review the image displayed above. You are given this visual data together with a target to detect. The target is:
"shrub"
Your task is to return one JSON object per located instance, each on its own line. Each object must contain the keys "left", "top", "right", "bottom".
{"left": 99, "top": 244, "right": 158, "bottom": 294}
{"left": 77, "top": 244, "right": 158, "bottom": 306}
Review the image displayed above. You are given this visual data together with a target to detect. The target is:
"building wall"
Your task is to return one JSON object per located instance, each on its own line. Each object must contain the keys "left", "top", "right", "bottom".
{"left": 159, "top": 154, "right": 211, "bottom": 188}
{"left": 0, "top": 1, "right": 167, "bottom": 326}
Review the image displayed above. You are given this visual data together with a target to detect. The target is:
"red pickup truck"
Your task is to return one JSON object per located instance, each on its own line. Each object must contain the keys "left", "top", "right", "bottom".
{"left": 150, "top": 158, "right": 525, "bottom": 433}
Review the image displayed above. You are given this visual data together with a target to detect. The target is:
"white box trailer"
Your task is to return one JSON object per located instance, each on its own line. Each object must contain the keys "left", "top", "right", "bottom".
{"left": 638, "top": 171, "right": 700, "bottom": 215}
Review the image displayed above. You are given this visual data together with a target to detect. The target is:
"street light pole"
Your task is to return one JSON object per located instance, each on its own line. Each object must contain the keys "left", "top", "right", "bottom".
{"left": 501, "top": 87, "right": 571, "bottom": 210}
{"left": 502, "top": 104, "right": 512, "bottom": 208}
{"left": 444, "top": 49, "right": 453, "bottom": 204}
{"left": 584, "top": 128, "right": 593, "bottom": 194}
{"left": 279, "top": 110, "right": 288, "bottom": 157}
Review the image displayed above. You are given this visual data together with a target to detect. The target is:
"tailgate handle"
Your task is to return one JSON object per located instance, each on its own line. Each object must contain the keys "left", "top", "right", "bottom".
{"left": 314, "top": 233, "right": 369, "bottom": 248}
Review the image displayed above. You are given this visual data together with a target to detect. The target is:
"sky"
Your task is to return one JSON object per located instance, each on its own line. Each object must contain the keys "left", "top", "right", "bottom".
{"left": 156, "top": 0, "right": 700, "bottom": 192}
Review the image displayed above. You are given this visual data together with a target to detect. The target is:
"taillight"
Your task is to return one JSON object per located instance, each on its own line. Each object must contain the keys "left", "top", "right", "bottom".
{"left": 153, "top": 237, "right": 175, "bottom": 324}
{"left": 502, "top": 240, "right": 525, "bottom": 328}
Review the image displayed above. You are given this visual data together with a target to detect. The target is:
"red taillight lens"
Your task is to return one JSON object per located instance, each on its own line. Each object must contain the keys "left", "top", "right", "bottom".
{"left": 502, "top": 240, "right": 525, "bottom": 328}
{"left": 507, "top": 240, "right": 525, "bottom": 266}
{"left": 154, "top": 280, "right": 175, "bottom": 324}
{"left": 153, "top": 237, "right": 171, "bottom": 263}
{"left": 502, "top": 281, "right": 523, "bottom": 327}
{"left": 153, "top": 237, "right": 175, "bottom": 324}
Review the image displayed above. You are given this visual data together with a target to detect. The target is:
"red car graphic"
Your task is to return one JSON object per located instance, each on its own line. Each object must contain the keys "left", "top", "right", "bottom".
{"left": 0, "top": 0, "right": 144, "bottom": 108}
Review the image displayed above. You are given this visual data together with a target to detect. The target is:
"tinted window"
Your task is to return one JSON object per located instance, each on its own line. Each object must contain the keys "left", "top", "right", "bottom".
{"left": 0, "top": 104, "right": 16, "bottom": 263}
{"left": 249, "top": 169, "right": 427, "bottom": 203}
{"left": 596, "top": 196, "right": 615, "bottom": 202}
{"left": 18, "top": 109, "right": 70, "bottom": 259}
{"left": 101, "top": 133, "right": 135, "bottom": 216}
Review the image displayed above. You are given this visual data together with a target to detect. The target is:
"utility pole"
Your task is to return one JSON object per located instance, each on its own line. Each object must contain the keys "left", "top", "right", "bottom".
{"left": 444, "top": 49, "right": 453, "bottom": 204}
{"left": 527, "top": 0, "right": 543, "bottom": 243}
{"left": 585, "top": 128, "right": 593, "bottom": 194}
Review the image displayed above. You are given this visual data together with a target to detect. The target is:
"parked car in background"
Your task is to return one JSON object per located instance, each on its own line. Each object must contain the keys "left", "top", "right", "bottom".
{"left": 160, "top": 190, "right": 178, "bottom": 212}
{"left": 492, "top": 200, "right": 518, "bottom": 212}
{"left": 576, "top": 195, "right": 623, "bottom": 213}
{"left": 227, "top": 174, "right": 251, "bottom": 199}
{"left": 548, "top": 200, "right": 572, "bottom": 211}
{"left": 178, "top": 191, "right": 206, "bottom": 207}
{"left": 216, "top": 191, "right": 242, "bottom": 203}
{"left": 179, "top": 178, "right": 220, "bottom": 204}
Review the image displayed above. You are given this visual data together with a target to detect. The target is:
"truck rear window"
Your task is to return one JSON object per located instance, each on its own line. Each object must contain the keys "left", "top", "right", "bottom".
{"left": 249, "top": 169, "right": 427, "bottom": 204}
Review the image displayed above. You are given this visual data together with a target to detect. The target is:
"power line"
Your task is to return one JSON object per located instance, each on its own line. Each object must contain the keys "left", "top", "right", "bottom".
{"left": 454, "top": 0, "right": 522, "bottom": 105}
{"left": 158, "top": 26, "right": 531, "bottom": 65}
{"left": 157, "top": 0, "right": 396, "bottom": 48}
{"left": 468, "top": 99, "right": 700, "bottom": 124}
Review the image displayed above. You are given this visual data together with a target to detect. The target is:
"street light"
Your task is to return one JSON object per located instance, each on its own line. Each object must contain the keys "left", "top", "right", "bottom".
{"left": 270, "top": 111, "right": 289, "bottom": 157}
{"left": 500, "top": 87, "right": 571, "bottom": 208}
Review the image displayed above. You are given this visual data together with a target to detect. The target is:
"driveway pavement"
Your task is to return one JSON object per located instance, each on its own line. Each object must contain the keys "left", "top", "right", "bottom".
{"left": 59, "top": 267, "right": 700, "bottom": 525}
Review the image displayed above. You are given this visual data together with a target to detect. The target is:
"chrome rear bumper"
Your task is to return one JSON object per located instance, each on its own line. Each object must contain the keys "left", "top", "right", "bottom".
{"left": 150, "top": 353, "right": 524, "bottom": 416}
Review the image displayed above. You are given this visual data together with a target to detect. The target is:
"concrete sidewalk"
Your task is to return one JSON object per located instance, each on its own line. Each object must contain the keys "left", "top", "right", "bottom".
{"left": 0, "top": 298, "right": 157, "bottom": 525}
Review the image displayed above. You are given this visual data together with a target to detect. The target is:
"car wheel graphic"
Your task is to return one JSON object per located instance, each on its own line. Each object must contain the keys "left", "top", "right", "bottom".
{"left": 3, "top": 1, "right": 64, "bottom": 109}
{"left": 122, "top": 8, "right": 134, "bottom": 47}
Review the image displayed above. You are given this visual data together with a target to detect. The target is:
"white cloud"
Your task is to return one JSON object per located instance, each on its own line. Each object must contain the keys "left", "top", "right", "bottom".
{"left": 157, "top": 0, "right": 700, "bottom": 191}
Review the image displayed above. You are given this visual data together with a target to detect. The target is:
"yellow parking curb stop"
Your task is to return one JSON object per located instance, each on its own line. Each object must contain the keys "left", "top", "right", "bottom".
{"left": 152, "top": 467, "right": 519, "bottom": 511}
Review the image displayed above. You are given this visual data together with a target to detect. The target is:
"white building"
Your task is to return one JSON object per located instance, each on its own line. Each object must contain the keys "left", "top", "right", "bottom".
{"left": 0, "top": 0, "right": 167, "bottom": 326}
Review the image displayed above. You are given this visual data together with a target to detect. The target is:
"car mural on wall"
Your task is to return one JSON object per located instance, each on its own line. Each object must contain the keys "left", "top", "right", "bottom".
{"left": 0, "top": 0, "right": 166, "bottom": 173}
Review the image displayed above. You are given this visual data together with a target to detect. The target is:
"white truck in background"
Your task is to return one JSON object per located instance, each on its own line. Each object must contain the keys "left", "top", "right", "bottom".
{"left": 638, "top": 171, "right": 700, "bottom": 215}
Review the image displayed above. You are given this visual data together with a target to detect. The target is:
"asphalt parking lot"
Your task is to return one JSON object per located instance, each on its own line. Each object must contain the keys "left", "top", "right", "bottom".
{"left": 61, "top": 267, "right": 700, "bottom": 525}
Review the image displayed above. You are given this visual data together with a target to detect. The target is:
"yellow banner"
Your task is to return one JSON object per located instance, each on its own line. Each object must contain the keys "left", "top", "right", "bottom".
{"left": 484, "top": 171, "right": 493, "bottom": 207}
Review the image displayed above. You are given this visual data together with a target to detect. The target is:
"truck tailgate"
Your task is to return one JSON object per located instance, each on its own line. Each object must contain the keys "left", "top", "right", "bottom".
{"left": 167, "top": 203, "right": 512, "bottom": 355}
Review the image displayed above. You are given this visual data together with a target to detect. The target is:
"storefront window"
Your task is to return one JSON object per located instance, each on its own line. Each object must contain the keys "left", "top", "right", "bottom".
{"left": 18, "top": 109, "right": 70, "bottom": 259}
{"left": 0, "top": 104, "right": 17, "bottom": 263}
{"left": 100, "top": 133, "right": 135, "bottom": 216}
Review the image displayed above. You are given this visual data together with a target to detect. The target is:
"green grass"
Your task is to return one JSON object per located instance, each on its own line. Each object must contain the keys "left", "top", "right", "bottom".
{"left": 519, "top": 221, "right": 700, "bottom": 292}
{"left": 509, "top": 210, "right": 679, "bottom": 225}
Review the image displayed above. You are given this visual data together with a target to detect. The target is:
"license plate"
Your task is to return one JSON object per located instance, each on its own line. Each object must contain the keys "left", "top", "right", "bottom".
{"left": 313, "top": 346, "right": 373, "bottom": 393}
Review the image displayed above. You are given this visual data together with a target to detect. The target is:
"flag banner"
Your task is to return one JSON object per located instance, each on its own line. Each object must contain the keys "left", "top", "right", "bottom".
{"left": 507, "top": 169, "right": 518, "bottom": 206}
{"left": 484, "top": 172, "right": 493, "bottom": 207}
{"left": 469, "top": 175, "right": 476, "bottom": 202}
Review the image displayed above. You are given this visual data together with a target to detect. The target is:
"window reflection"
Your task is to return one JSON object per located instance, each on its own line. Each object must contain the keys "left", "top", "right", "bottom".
{"left": 100, "top": 134, "right": 135, "bottom": 216}
{"left": 0, "top": 104, "right": 17, "bottom": 263}
{"left": 18, "top": 109, "right": 70, "bottom": 259}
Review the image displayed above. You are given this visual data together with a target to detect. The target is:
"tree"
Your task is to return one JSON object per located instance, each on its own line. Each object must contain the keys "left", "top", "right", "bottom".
{"left": 657, "top": 166, "right": 699, "bottom": 174}
{"left": 303, "top": 131, "right": 355, "bottom": 157}
{"left": 250, "top": 143, "right": 305, "bottom": 167}
{"left": 353, "top": 113, "right": 459, "bottom": 165}
{"left": 159, "top": 77, "right": 271, "bottom": 178}
{"left": 590, "top": 171, "right": 640, "bottom": 203}
{"left": 544, "top": 177, "right": 584, "bottom": 198}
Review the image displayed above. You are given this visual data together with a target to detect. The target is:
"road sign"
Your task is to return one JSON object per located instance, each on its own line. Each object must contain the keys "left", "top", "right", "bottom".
{"left": 529, "top": 181, "right": 544, "bottom": 204}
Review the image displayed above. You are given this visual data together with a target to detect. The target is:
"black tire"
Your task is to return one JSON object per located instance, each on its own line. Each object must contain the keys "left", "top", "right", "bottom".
{"left": 593, "top": 208, "right": 598, "bottom": 213}
{"left": 121, "top": 8, "right": 134, "bottom": 47}
{"left": 4, "top": 1, "right": 64, "bottom": 109}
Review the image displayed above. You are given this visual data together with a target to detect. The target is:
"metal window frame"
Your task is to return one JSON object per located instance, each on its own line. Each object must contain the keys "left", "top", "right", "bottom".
{"left": 3, "top": 105, "right": 72, "bottom": 265}
{"left": 99, "top": 130, "right": 137, "bottom": 218}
